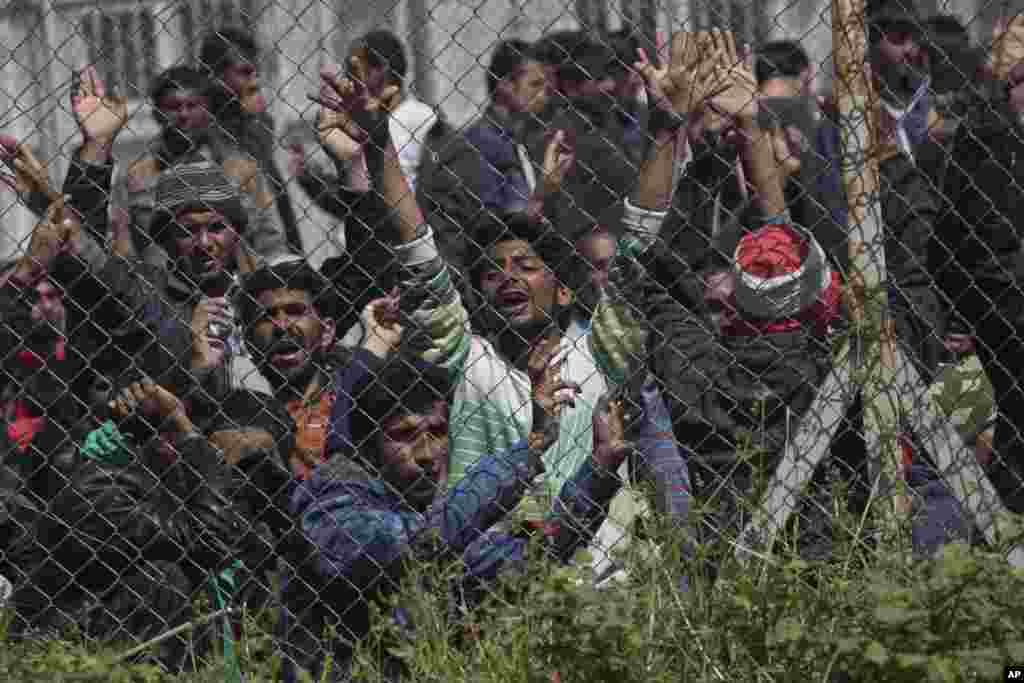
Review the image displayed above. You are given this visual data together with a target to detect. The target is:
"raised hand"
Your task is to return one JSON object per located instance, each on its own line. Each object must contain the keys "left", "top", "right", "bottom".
{"left": 705, "top": 29, "right": 760, "bottom": 122}
{"left": 191, "top": 296, "right": 234, "bottom": 371}
{"left": 361, "top": 289, "right": 404, "bottom": 359}
{"left": 108, "top": 379, "right": 192, "bottom": 433}
{"left": 0, "top": 136, "right": 59, "bottom": 205}
{"left": 591, "top": 392, "right": 633, "bottom": 470}
{"left": 308, "top": 55, "right": 399, "bottom": 160}
{"left": 634, "top": 30, "right": 722, "bottom": 116}
{"left": 527, "top": 336, "right": 581, "bottom": 455}
{"left": 14, "top": 196, "right": 82, "bottom": 282}
{"left": 989, "top": 15, "right": 1024, "bottom": 82}
{"left": 540, "top": 129, "right": 576, "bottom": 198}
{"left": 313, "top": 66, "right": 367, "bottom": 163}
{"left": 71, "top": 65, "right": 128, "bottom": 147}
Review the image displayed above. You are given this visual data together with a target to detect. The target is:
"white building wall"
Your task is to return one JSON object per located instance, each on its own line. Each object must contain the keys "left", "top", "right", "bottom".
{"left": 0, "top": 0, "right": 1005, "bottom": 262}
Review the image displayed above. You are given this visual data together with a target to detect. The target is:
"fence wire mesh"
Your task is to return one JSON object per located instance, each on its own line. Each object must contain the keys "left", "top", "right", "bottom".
{"left": 2, "top": 0, "right": 1024, "bottom": 680}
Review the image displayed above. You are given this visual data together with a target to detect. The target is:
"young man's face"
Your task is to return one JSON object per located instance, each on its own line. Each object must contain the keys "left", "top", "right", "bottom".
{"left": 574, "top": 230, "right": 616, "bottom": 315}
{"left": 157, "top": 88, "right": 211, "bottom": 133}
{"left": 478, "top": 239, "right": 572, "bottom": 331}
{"left": 377, "top": 401, "right": 449, "bottom": 510}
{"left": 222, "top": 60, "right": 265, "bottom": 114}
{"left": 250, "top": 288, "right": 336, "bottom": 388}
{"left": 508, "top": 60, "right": 548, "bottom": 115}
{"left": 170, "top": 210, "right": 241, "bottom": 282}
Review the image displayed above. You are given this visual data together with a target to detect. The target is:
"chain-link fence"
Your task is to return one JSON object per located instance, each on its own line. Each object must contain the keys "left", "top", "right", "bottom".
{"left": 2, "top": 0, "right": 1024, "bottom": 681}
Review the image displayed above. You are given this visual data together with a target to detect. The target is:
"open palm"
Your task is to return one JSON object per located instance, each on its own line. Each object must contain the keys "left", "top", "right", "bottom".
{"left": 71, "top": 65, "right": 128, "bottom": 144}
{"left": 309, "top": 55, "right": 399, "bottom": 159}
{"left": 705, "top": 30, "right": 759, "bottom": 121}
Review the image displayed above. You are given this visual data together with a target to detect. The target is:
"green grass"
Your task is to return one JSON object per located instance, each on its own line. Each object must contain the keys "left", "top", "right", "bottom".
{"left": 4, "top": 498, "right": 1024, "bottom": 683}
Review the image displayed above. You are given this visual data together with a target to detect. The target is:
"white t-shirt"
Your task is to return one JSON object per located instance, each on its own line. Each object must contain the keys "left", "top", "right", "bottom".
{"left": 390, "top": 97, "right": 438, "bottom": 192}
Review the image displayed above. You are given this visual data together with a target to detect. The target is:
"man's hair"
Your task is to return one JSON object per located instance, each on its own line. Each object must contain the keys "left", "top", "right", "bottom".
{"left": 533, "top": 30, "right": 584, "bottom": 67}
{"left": 487, "top": 39, "right": 533, "bottom": 98}
{"left": 467, "top": 212, "right": 576, "bottom": 291}
{"left": 150, "top": 65, "right": 207, "bottom": 103}
{"left": 199, "top": 27, "right": 261, "bottom": 75}
{"left": 361, "top": 30, "right": 408, "bottom": 85}
{"left": 755, "top": 40, "right": 811, "bottom": 84}
{"left": 558, "top": 37, "right": 616, "bottom": 85}
{"left": 238, "top": 257, "right": 336, "bottom": 333}
{"left": 347, "top": 357, "right": 453, "bottom": 461}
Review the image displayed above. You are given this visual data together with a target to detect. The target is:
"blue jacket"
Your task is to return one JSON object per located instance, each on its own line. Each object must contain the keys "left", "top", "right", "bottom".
{"left": 279, "top": 355, "right": 690, "bottom": 681}
{"left": 461, "top": 109, "right": 532, "bottom": 214}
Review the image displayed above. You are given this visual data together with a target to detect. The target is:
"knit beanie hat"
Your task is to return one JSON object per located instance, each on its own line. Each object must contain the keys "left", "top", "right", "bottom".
{"left": 150, "top": 161, "right": 248, "bottom": 244}
{"left": 732, "top": 220, "right": 831, "bottom": 320}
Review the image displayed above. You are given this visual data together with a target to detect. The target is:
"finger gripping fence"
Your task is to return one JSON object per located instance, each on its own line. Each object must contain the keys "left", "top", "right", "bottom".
{"left": 1, "top": 1, "right": 1024, "bottom": 681}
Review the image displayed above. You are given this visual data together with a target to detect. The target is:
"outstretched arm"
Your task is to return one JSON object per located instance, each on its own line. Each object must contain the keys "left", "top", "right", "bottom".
{"left": 312, "top": 59, "right": 471, "bottom": 374}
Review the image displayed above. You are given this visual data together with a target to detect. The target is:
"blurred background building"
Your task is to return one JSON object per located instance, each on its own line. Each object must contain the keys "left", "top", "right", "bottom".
{"left": 0, "top": 0, "right": 1006, "bottom": 259}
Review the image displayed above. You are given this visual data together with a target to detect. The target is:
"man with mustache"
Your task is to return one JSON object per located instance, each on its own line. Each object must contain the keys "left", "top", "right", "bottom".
{"left": 307, "top": 43, "right": 695, "bottom": 581}
{"left": 237, "top": 256, "right": 393, "bottom": 479}
{"left": 113, "top": 65, "right": 291, "bottom": 268}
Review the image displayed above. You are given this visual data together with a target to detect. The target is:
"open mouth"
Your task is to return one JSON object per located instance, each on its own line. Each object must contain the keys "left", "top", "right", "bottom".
{"left": 268, "top": 341, "right": 306, "bottom": 368}
{"left": 192, "top": 254, "right": 221, "bottom": 275}
{"left": 496, "top": 289, "right": 530, "bottom": 315}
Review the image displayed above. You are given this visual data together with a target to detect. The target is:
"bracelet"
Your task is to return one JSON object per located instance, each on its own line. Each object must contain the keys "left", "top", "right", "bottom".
{"left": 648, "top": 108, "right": 688, "bottom": 134}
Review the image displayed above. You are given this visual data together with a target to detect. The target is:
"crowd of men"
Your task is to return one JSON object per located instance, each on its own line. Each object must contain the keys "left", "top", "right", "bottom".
{"left": 1, "top": 0, "right": 1023, "bottom": 679}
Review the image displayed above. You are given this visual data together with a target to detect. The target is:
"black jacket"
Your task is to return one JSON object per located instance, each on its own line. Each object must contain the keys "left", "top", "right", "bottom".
{"left": 8, "top": 428, "right": 251, "bottom": 636}
{"left": 934, "top": 99, "right": 1024, "bottom": 292}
